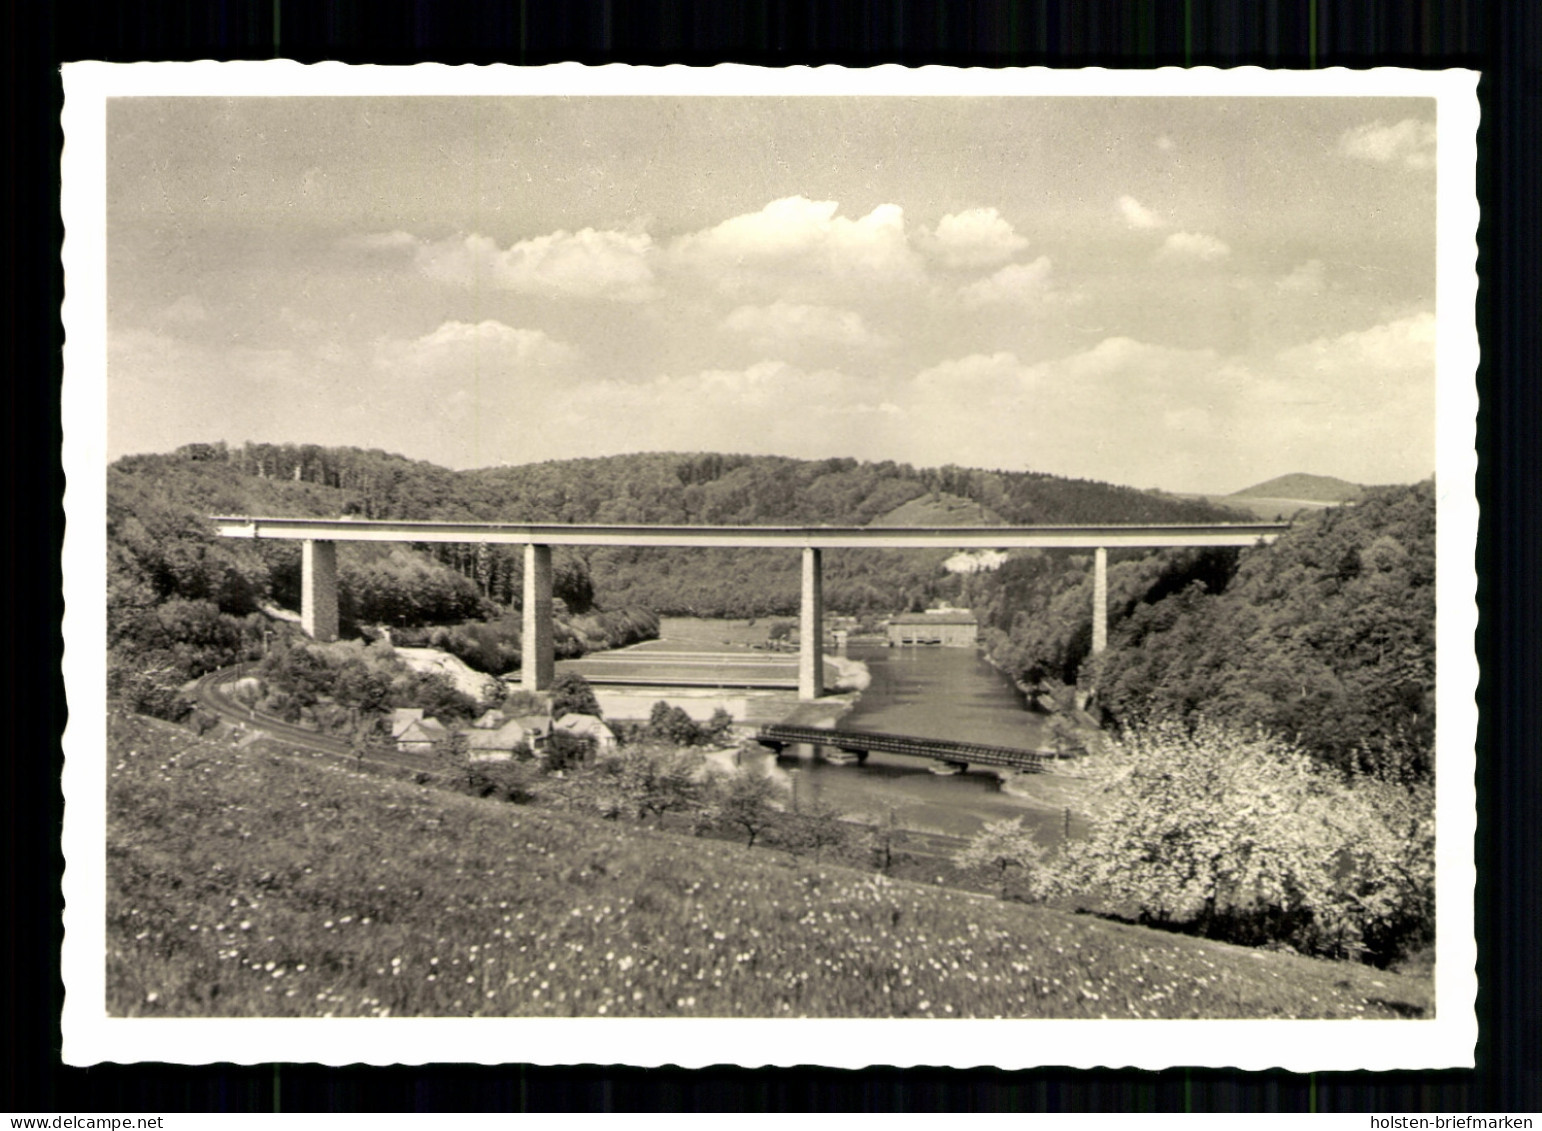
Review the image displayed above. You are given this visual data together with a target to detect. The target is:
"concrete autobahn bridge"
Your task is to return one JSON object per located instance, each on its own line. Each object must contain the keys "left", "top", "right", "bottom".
{"left": 213, "top": 517, "right": 1288, "bottom": 700}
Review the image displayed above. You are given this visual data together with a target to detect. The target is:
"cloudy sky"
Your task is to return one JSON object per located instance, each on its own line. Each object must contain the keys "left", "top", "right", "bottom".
{"left": 106, "top": 95, "right": 1438, "bottom": 494}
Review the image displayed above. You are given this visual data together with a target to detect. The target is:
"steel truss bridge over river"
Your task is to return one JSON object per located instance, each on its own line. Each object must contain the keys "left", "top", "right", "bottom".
{"left": 214, "top": 517, "right": 1288, "bottom": 700}
{"left": 754, "top": 723, "right": 1053, "bottom": 774}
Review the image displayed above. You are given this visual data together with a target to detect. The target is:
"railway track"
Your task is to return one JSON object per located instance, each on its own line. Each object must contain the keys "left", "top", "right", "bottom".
{"left": 190, "top": 669, "right": 989, "bottom": 888}
{"left": 192, "top": 667, "right": 441, "bottom": 777}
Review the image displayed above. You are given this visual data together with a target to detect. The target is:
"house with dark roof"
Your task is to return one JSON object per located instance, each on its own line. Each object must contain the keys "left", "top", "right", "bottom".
{"left": 511, "top": 714, "right": 553, "bottom": 751}
{"left": 466, "top": 719, "right": 536, "bottom": 762}
{"left": 391, "top": 707, "right": 449, "bottom": 753}
{"left": 553, "top": 713, "right": 618, "bottom": 754}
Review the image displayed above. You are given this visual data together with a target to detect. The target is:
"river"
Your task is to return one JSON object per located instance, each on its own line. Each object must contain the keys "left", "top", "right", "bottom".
{"left": 739, "top": 642, "right": 1087, "bottom": 845}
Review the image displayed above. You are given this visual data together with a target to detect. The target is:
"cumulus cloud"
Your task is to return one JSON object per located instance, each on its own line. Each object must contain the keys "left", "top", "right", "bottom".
{"left": 894, "top": 341, "right": 1238, "bottom": 482}
{"left": 400, "top": 319, "right": 576, "bottom": 369}
{"left": 412, "top": 228, "right": 657, "bottom": 301}
{"left": 1157, "top": 231, "right": 1231, "bottom": 262}
{"left": 1338, "top": 119, "right": 1437, "bottom": 170}
{"left": 1046, "top": 336, "right": 1224, "bottom": 389}
{"left": 941, "top": 328, "right": 1423, "bottom": 489}
{"left": 914, "top": 352, "right": 1039, "bottom": 400}
{"left": 1278, "top": 259, "right": 1328, "bottom": 294}
{"left": 923, "top": 207, "right": 1030, "bottom": 268}
{"left": 1118, "top": 195, "right": 1165, "bottom": 230}
{"left": 1272, "top": 311, "right": 1435, "bottom": 382}
{"left": 722, "top": 301, "right": 885, "bottom": 350}
{"left": 370, "top": 321, "right": 577, "bottom": 423}
{"left": 1230, "top": 312, "right": 1436, "bottom": 483}
{"left": 672, "top": 196, "right": 925, "bottom": 293}
{"left": 355, "top": 321, "right": 581, "bottom": 465}
{"left": 588, "top": 361, "right": 859, "bottom": 416}
{"left": 958, "top": 257, "right": 1056, "bottom": 307}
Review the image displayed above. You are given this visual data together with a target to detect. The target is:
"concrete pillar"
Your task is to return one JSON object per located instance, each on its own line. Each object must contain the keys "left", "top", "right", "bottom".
{"left": 798, "top": 546, "right": 824, "bottom": 700}
{"left": 300, "top": 539, "right": 338, "bottom": 642}
{"left": 1091, "top": 546, "right": 1108, "bottom": 655}
{"left": 522, "top": 543, "right": 554, "bottom": 692}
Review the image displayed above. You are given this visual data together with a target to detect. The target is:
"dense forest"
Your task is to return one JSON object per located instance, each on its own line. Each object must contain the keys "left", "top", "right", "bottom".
{"left": 962, "top": 482, "right": 1436, "bottom": 781}
{"left": 1094, "top": 483, "right": 1436, "bottom": 779}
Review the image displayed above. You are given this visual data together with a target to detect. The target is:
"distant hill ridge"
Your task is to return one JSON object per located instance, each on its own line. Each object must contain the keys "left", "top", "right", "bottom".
{"left": 1228, "top": 473, "right": 1366, "bottom": 504}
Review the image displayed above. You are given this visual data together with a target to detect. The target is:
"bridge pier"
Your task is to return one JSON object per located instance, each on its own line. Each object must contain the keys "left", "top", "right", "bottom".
{"left": 799, "top": 546, "right": 824, "bottom": 700}
{"left": 1091, "top": 546, "right": 1108, "bottom": 656}
{"left": 522, "top": 543, "right": 555, "bottom": 692}
{"left": 301, "top": 539, "right": 338, "bottom": 642}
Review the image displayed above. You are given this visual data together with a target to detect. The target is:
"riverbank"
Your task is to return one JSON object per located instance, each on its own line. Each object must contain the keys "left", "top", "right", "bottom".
{"left": 994, "top": 766, "right": 1097, "bottom": 812}
{"left": 775, "top": 689, "right": 861, "bottom": 728}
{"left": 977, "top": 646, "right": 1109, "bottom": 753}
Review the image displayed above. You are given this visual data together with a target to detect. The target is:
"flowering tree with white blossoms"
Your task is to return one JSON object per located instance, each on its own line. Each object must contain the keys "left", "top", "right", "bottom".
{"left": 1048, "top": 718, "right": 1433, "bottom": 963}
{"left": 956, "top": 817, "right": 1048, "bottom": 900}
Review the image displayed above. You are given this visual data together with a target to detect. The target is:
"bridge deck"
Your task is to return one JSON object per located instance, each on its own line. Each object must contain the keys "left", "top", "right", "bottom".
{"left": 756, "top": 723, "right": 1051, "bottom": 772}
{"left": 215, "top": 516, "right": 1288, "bottom": 550}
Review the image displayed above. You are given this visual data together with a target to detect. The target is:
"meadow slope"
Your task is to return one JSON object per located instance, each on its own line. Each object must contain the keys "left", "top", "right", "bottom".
{"left": 107, "top": 712, "right": 1432, "bottom": 1021}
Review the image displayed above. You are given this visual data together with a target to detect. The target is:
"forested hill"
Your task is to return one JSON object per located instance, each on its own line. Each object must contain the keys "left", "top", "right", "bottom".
{"left": 1228, "top": 473, "right": 1366, "bottom": 503}
{"left": 153, "top": 442, "right": 1239, "bottom": 527}
{"left": 967, "top": 481, "right": 1435, "bottom": 779}
{"left": 1095, "top": 481, "right": 1435, "bottom": 778}
{"left": 110, "top": 443, "right": 1246, "bottom": 624}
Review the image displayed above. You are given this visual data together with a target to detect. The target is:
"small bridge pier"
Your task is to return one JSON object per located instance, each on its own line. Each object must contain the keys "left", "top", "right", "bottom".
{"left": 225, "top": 518, "right": 1286, "bottom": 702}
{"left": 757, "top": 736, "right": 869, "bottom": 763}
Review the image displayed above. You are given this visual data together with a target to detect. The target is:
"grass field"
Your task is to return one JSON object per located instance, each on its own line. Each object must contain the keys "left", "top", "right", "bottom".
{"left": 107, "top": 711, "right": 1433, "bottom": 1020}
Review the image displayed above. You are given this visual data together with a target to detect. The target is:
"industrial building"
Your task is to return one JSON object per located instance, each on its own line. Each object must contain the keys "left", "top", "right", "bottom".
{"left": 886, "top": 609, "right": 979, "bottom": 647}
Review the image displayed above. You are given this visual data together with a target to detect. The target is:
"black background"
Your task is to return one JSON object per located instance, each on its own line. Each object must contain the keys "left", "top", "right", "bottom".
{"left": 7, "top": 0, "right": 1535, "bottom": 1113}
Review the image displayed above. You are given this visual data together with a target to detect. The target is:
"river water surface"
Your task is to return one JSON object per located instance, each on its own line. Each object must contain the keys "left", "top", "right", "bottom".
{"left": 742, "top": 643, "right": 1080, "bottom": 844}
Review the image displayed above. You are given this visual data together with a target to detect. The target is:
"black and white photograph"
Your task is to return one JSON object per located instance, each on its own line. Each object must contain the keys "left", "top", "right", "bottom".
{"left": 60, "top": 64, "right": 1479, "bottom": 1070}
